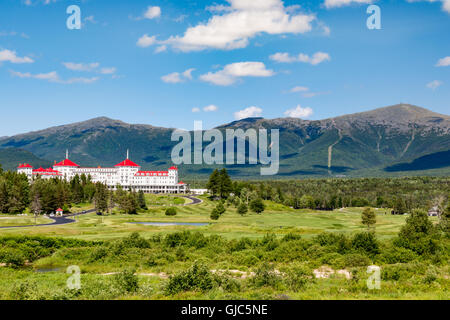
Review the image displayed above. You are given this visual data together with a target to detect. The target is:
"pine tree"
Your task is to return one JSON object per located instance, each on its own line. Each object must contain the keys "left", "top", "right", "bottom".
{"left": 219, "top": 168, "right": 232, "bottom": 199}
{"left": 361, "top": 207, "right": 376, "bottom": 230}
{"left": 210, "top": 208, "right": 220, "bottom": 220}
{"left": 237, "top": 202, "right": 248, "bottom": 215}
{"left": 216, "top": 201, "right": 226, "bottom": 215}
{"left": 94, "top": 183, "right": 108, "bottom": 213}
{"left": 250, "top": 198, "right": 265, "bottom": 214}
{"left": 206, "top": 169, "right": 220, "bottom": 197}
{"left": 137, "top": 190, "right": 148, "bottom": 210}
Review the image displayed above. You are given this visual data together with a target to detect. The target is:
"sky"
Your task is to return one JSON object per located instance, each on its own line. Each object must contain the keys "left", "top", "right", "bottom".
{"left": 0, "top": 0, "right": 449, "bottom": 136}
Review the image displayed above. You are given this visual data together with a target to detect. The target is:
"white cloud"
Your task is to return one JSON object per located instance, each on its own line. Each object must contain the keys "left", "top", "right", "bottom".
{"left": 62, "top": 62, "right": 99, "bottom": 72}
{"left": 182, "top": 68, "right": 195, "bottom": 80}
{"left": 161, "top": 68, "right": 195, "bottom": 83}
{"left": 324, "top": 0, "right": 374, "bottom": 9}
{"left": 100, "top": 67, "right": 116, "bottom": 74}
{"left": 284, "top": 105, "right": 313, "bottom": 118}
{"left": 10, "top": 70, "right": 99, "bottom": 84}
{"left": 192, "top": 107, "right": 201, "bottom": 113}
{"left": 406, "top": 0, "right": 450, "bottom": 14}
{"left": 161, "top": 0, "right": 315, "bottom": 52}
{"left": 203, "top": 105, "right": 219, "bottom": 112}
{"left": 234, "top": 106, "right": 263, "bottom": 120}
{"left": 0, "top": 49, "right": 34, "bottom": 64}
{"left": 426, "top": 80, "right": 443, "bottom": 90}
{"left": 62, "top": 62, "right": 116, "bottom": 75}
{"left": 270, "top": 52, "right": 331, "bottom": 65}
{"left": 200, "top": 61, "right": 274, "bottom": 86}
{"left": 289, "top": 86, "right": 309, "bottom": 93}
{"left": 161, "top": 72, "right": 183, "bottom": 83}
{"left": 155, "top": 45, "right": 167, "bottom": 53}
{"left": 137, "top": 34, "right": 157, "bottom": 48}
{"left": 436, "top": 56, "right": 450, "bottom": 67}
{"left": 144, "top": 6, "right": 161, "bottom": 19}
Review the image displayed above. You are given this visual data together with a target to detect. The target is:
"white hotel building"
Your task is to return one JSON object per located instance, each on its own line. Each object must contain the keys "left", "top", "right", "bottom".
{"left": 17, "top": 151, "right": 187, "bottom": 194}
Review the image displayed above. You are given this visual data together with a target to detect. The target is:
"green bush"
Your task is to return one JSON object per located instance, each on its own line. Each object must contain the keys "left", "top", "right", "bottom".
{"left": 165, "top": 207, "right": 177, "bottom": 216}
{"left": 164, "top": 262, "right": 215, "bottom": 295}
{"left": 114, "top": 268, "right": 139, "bottom": 293}
{"left": 0, "top": 248, "right": 26, "bottom": 268}
{"left": 251, "top": 263, "right": 282, "bottom": 288}
{"left": 342, "top": 253, "right": 371, "bottom": 267}
{"left": 285, "top": 265, "right": 313, "bottom": 291}
{"left": 377, "top": 246, "right": 418, "bottom": 264}
{"left": 351, "top": 232, "right": 379, "bottom": 256}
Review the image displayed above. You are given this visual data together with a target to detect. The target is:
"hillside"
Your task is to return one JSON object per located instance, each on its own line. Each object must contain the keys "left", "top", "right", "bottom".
{"left": 0, "top": 104, "right": 449, "bottom": 178}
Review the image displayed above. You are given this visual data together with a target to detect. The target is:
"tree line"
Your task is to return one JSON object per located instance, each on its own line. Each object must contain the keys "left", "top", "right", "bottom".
{"left": 0, "top": 169, "right": 148, "bottom": 215}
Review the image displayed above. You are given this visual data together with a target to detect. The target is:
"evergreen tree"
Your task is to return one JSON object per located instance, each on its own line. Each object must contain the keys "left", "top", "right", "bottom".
{"left": 94, "top": 183, "right": 108, "bottom": 213}
{"left": 206, "top": 169, "right": 220, "bottom": 197}
{"left": 361, "top": 207, "right": 376, "bottom": 230}
{"left": 219, "top": 168, "right": 232, "bottom": 199}
{"left": 250, "top": 198, "right": 265, "bottom": 214}
{"left": 210, "top": 208, "right": 220, "bottom": 220}
{"left": 137, "top": 190, "right": 148, "bottom": 210}
{"left": 237, "top": 202, "right": 248, "bottom": 215}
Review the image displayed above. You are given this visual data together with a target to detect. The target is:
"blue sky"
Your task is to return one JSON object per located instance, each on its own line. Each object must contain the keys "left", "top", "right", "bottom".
{"left": 0, "top": 0, "right": 449, "bottom": 136}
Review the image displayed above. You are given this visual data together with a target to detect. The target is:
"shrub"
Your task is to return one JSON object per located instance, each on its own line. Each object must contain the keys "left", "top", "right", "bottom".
{"left": 122, "top": 232, "right": 151, "bottom": 248}
{"left": 250, "top": 198, "right": 265, "bottom": 214}
{"left": 237, "top": 203, "right": 248, "bottom": 215}
{"left": 342, "top": 253, "right": 371, "bottom": 268}
{"left": 114, "top": 268, "right": 139, "bottom": 293}
{"left": 89, "top": 247, "right": 108, "bottom": 262}
{"left": 351, "top": 232, "right": 379, "bottom": 256}
{"left": 394, "top": 209, "right": 441, "bottom": 255}
{"left": 0, "top": 248, "right": 25, "bottom": 268}
{"left": 377, "top": 246, "right": 418, "bottom": 264}
{"left": 165, "top": 207, "right": 177, "bottom": 216}
{"left": 251, "top": 263, "right": 282, "bottom": 288}
{"left": 164, "top": 262, "right": 215, "bottom": 295}
{"left": 210, "top": 208, "right": 220, "bottom": 220}
{"left": 285, "top": 265, "right": 313, "bottom": 291}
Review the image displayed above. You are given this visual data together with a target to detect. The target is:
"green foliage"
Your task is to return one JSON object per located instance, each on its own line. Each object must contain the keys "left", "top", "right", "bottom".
{"left": 165, "top": 207, "right": 177, "bottom": 216}
{"left": 250, "top": 198, "right": 265, "bottom": 214}
{"left": 206, "top": 169, "right": 232, "bottom": 198}
{"left": 137, "top": 190, "right": 148, "bottom": 210}
{"left": 361, "top": 207, "right": 376, "bottom": 230}
{"left": 351, "top": 232, "right": 380, "bottom": 256}
{"left": 164, "top": 262, "right": 215, "bottom": 295}
{"left": 251, "top": 263, "right": 282, "bottom": 289}
{"left": 285, "top": 265, "right": 314, "bottom": 291}
{"left": 114, "top": 268, "right": 139, "bottom": 293}
{"left": 237, "top": 202, "right": 248, "bottom": 215}
{"left": 394, "top": 209, "right": 440, "bottom": 255}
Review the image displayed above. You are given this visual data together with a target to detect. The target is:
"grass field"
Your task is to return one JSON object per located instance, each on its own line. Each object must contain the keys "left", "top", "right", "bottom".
{"left": 0, "top": 215, "right": 52, "bottom": 227}
{"left": 0, "top": 196, "right": 418, "bottom": 241}
{"left": 0, "top": 195, "right": 447, "bottom": 300}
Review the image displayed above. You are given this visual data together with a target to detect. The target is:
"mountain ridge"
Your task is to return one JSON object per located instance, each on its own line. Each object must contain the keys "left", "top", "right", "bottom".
{"left": 0, "top": 104, "right": 449, "bottom": 178}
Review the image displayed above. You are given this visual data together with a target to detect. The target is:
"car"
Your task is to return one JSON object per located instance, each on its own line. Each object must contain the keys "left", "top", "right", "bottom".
{"left": 96, "top": 212, "right": 103, "bottom": 216}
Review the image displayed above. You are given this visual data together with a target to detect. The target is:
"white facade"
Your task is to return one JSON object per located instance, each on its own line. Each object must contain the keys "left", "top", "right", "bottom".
{"left": 17, "top": 153, "right": 187, "bottom": 194}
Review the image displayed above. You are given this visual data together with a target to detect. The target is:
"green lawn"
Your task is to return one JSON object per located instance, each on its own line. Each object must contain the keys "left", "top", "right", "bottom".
{"left": 0, "top": 196, "right": 424, "bottom": 241}
{"left": 0, "top": 215, "right": 52, "bottom": 227}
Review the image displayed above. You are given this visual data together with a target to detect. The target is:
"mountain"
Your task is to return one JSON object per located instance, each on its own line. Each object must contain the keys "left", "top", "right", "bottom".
{"left": 0, "top": 148, "right": 51, "bottom": 171}
{"left": 0, "top": 104, "right": 449, "bottom": 178}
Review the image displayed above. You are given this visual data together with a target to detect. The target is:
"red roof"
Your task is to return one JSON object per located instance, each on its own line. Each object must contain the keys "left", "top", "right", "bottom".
{"left": 169, "top": 166, "right": 178, "bottom": 170}
{"left": 55, "top": 159, "right": 79, "bottom": 167}
{"left": 32, "top": 167, "right": 62, "bottom": 176}
{"left": 115, "top": 159, "right": 140, "bottom": 167}
{"left": 18, "top": 163, "right": 33, "bottom": 168}
{"left": 56, "top": 208, "right": 63, "bottom": 212}
{"left": 178, "top": 181, "right": 185, "bottom": 185}
{"left": 135, "top": 171, "right": 168, "bottom": 176}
